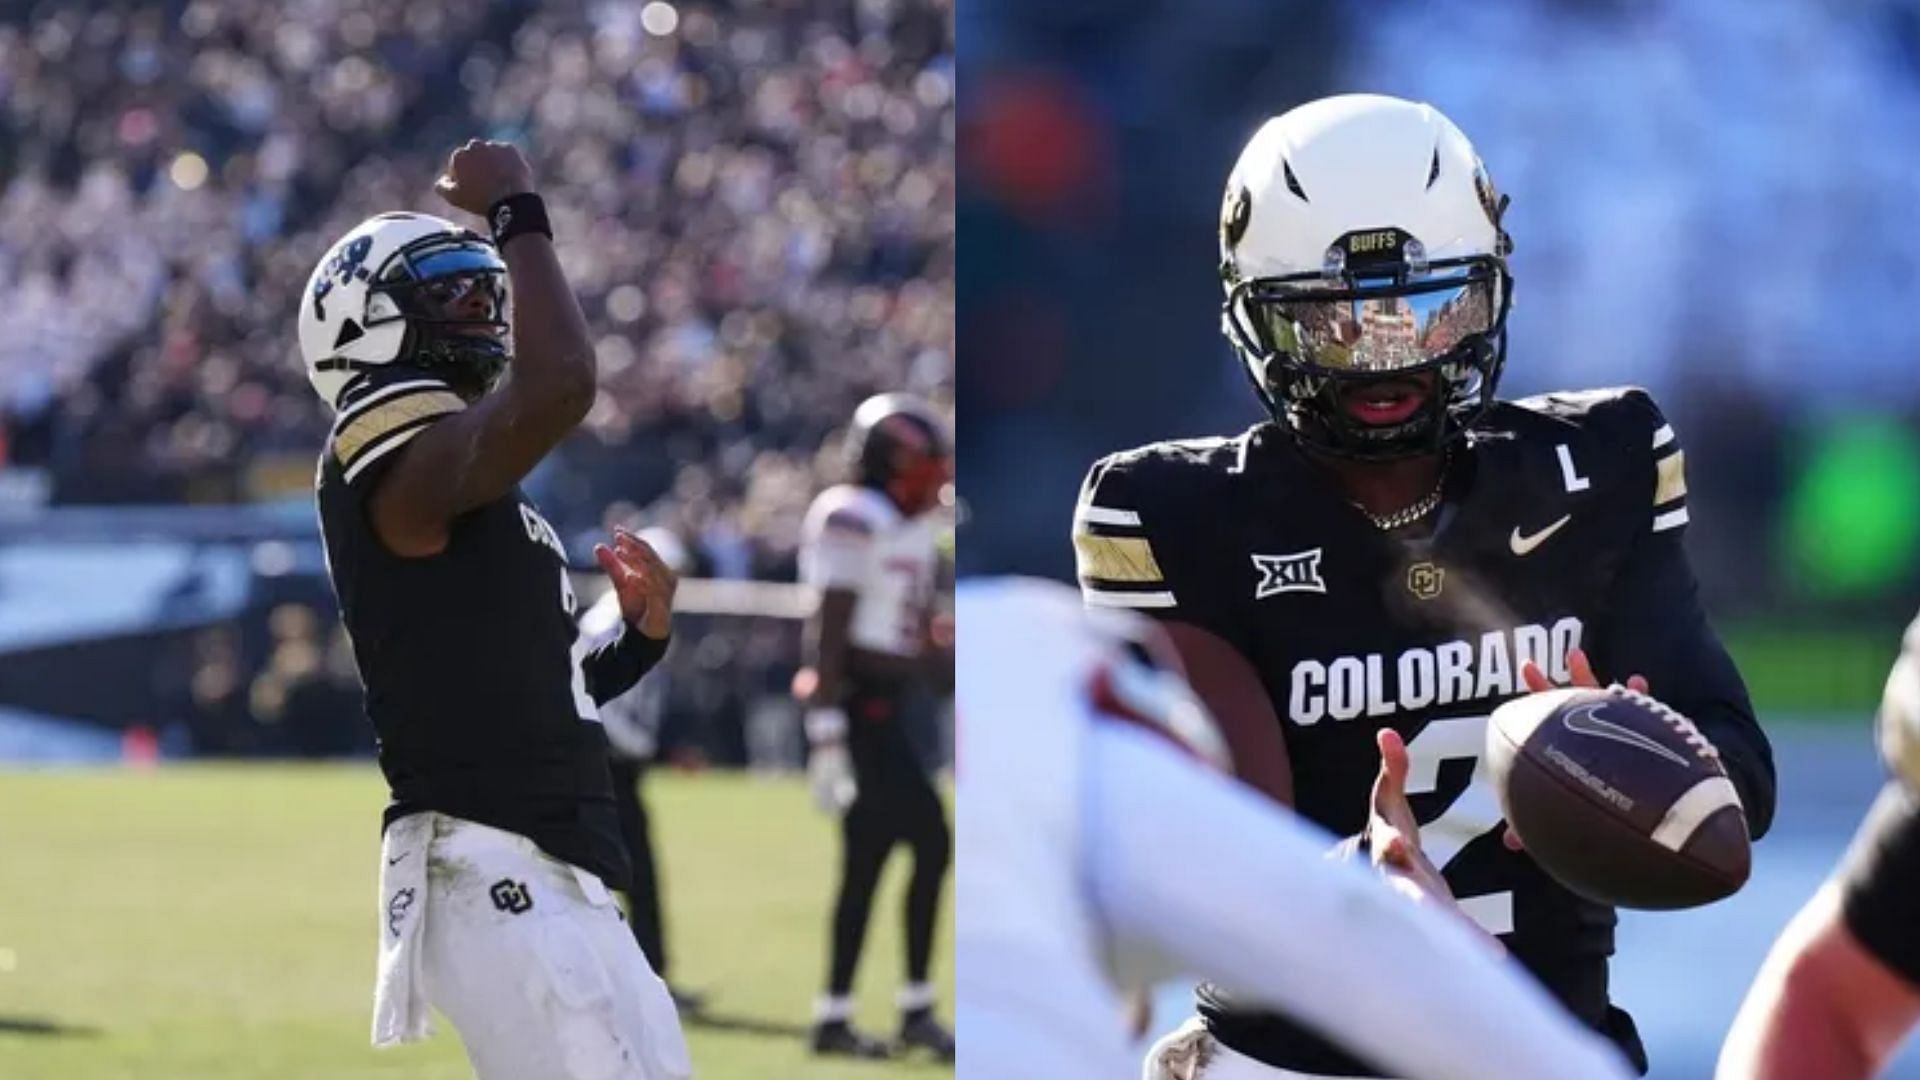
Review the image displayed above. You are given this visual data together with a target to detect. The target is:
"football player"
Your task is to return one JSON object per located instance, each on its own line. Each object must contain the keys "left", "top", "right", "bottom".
{"left": 958, "top": 577, "right": 1634, "bottom": 1080}
{"left": 1717, "top": 615, "right": 1920, "bottom": 1079}
{"left": 799, "top": 393, "right": 955, "bottom": 1060}
{"left": 1072, "top": 95, "right": 1777, "bottom": 1077}
{"left": 578, "top": 525, "right": 698, "bottom": 1011}
{"left": 301, "top": 141, "right": 690, "bottom": 1079}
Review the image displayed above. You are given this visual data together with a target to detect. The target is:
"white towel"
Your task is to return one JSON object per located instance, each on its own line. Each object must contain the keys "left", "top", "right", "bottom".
{"left": 371, "top": 812, "right": 435, "bottom": 1047}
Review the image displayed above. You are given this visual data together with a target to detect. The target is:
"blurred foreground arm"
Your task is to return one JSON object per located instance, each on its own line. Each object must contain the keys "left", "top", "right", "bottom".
{"left": 1087, "top": 721, "right": 1633, "bottom": 1080}
{"left": 1720, "top": 783, "right": 1920, "bottom": 1079}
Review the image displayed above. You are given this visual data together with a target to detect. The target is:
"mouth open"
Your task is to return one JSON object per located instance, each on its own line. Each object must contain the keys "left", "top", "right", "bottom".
{"left": 1338, "top": 377, "right": 1430, "bottom": 427}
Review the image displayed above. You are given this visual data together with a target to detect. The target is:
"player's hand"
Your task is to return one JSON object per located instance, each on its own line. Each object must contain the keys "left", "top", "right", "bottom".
{"left": 434, "top": 139, "right": 536, "bottom": 217}
{"left": 1508, "top": 648, "right": 1650, "bottom": 850}
{"left": 923, "top": 611, "right": 955, "bottom": 687}
{"left": 806, "top": 707, "right": 858, "bottom": 815}
{"left": 594, "top": 528, "right": 677, "bottom": 640}
{"left": 1367, "top": 728, "right": 1455, "bottom": 906}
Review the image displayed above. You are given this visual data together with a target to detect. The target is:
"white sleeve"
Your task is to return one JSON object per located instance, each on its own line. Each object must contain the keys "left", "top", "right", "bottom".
{"left": 801, "top": 508, "right": 875, "bottom": 590}
{"left": 1084, "top": 722, "right": 1635, "bottom": 1080}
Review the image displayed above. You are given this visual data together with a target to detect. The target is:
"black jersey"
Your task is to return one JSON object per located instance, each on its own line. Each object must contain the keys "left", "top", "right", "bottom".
{"left": 317, "top": 367, "right": 630, "bottom": 892}
{"left": 1841, "top": 783, "right": 1920, "bottom": 986}
{"left": 1073, "top": 387, "right": 1776, "bottom": 1075}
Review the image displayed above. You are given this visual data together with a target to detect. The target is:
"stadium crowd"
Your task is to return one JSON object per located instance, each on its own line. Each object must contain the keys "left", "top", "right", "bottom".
{"left": 0, "top": 0, "right": 953, "bottom": 552}
{"left": 0, "top": 0, "right": 954, "bottom": 759}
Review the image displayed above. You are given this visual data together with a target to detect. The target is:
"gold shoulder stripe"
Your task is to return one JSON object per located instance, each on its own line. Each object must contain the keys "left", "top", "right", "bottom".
{"left": 1654, "top": 449, "right": 1687, "bottom": 506}
{"left": 333, "top": 390, "right": 465, "bottom": 467}
{"left": 1074, "top": 533, "right": 1164, "bottom": 584}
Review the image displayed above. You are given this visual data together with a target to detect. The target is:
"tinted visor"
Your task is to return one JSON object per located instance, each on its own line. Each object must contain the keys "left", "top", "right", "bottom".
{"left": 1248, "top": 265, "right": 1496, "bottom": 373}
{"left": 382, "top": 239, "right": 508, "bottom": 324}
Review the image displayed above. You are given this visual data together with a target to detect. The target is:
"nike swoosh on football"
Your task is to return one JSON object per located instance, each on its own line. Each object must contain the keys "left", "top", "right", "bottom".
{"left": 1561, "top": 702, "right": 1688, "bottom": 766}
{"left": 1509, "top": 514, "right": 1572, "bottom": 556}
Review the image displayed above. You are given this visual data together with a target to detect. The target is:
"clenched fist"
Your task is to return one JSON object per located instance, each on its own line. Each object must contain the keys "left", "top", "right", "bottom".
{"left": 433, "top": 140, "right": 535, "bottom": 217}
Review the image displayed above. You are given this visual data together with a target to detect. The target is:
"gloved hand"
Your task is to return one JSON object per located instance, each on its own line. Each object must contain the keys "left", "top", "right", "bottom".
{"left": 806, "top": 707, "right": 857, "bottom": 814}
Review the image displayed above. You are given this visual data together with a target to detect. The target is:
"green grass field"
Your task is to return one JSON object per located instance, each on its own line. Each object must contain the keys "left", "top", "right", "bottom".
{"left": 0, "top": 766, "right": 952, "bottom": 1079}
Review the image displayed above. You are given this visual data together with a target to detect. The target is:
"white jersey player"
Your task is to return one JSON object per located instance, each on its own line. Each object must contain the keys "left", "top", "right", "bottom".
{"left": 957, "top": 578, "right": 1634, "bottom": 1080}
{"left": 798, "top": 393, "right": 955, "bottom": 1059}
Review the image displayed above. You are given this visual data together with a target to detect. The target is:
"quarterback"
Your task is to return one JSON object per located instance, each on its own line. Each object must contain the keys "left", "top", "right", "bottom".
{"left": 1072, "top": 95, "right": 1777, "bottom": 1076}
{"left": 301, "top": 141, "right": 689, "bottom": 1079}
{"left": 958, "top": 577, "right": 1633, "bottom": 1080}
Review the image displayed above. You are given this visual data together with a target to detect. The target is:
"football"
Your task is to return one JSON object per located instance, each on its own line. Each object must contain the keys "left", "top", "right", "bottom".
{"left": 1485, "top": 685, "right": 1751, "bottom": 910}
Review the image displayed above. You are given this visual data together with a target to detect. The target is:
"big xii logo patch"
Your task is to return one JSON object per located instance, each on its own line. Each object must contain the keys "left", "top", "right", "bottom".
{"left": 1253, "top": 549, "right": 1326, "bottom": 598}
{"left": 490, "top": 878, "right": 533, "bottom": 915}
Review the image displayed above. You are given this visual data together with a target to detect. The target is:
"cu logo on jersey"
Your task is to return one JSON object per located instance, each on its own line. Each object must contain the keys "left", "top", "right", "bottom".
{"left": 1407, "top": 561, "right": 1445, "bottom": 600}
{"left": 490, "top": 879, "right": 533, "bottom": 915}
{"left": 1252, "top": 549, "right": 1326, "bottom": 598}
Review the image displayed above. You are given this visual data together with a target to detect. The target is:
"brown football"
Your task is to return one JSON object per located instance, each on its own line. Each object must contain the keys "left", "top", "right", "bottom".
{"left": 1485, "top": 685, "right": 1750, "bottom": 910}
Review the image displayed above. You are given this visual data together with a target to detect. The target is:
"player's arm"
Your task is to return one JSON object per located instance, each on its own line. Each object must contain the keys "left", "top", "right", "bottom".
{"left": 1719, "top": 783, "right": 1920, "bottom": 1079}
{"left": 1073, "top": 456, "right": 1294, "bottom": 805}
{"left": 369, "top": 142, "right": 599, "bottom": 557}
{"left": 1085, "top": 721, "right": 1633, "bottom": 1080}
{"left": 804, "top": 587, "right": 859, "bottom": 719}
{"left": 1587, "top": 396, "right": 1777, "bottom": 838}
{"left": 581, "top": 530, "right": 675, "bottom": 705}
{"left": 1161, "top": 622, "right": 1293, "bottom": 805}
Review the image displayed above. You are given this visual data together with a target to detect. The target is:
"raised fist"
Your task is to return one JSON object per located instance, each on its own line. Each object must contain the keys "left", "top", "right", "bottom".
{"left": 433, "top": 140, "right": 535, "bottom": 217}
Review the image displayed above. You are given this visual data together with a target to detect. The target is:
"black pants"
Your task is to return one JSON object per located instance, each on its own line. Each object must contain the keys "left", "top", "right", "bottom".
{"left": 825, "top": 693, "right": 952, "bottom": 998}
{"left": 610, "top": 756, "right": 668, "bottom": 978}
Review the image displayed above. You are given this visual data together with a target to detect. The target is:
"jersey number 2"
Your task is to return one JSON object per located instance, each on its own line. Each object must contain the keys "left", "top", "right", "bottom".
{"left": 1403, "top": 715, "right": 1512, "bottom": 936}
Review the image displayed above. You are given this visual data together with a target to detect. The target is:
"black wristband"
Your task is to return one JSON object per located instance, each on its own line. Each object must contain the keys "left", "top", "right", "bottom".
{"left": 624, "top": 624, "right": 671, "bottom": 672}
{"left": 487, "top": 192, "right": 552, "bottom": 247}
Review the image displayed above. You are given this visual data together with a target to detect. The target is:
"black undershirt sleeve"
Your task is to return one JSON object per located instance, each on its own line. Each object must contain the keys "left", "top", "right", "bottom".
{"left": 1839, "top": 782, "right": 1920, "bottom": 987}
{"left": 583, "top": 623, "right": 669, "bottom": 706}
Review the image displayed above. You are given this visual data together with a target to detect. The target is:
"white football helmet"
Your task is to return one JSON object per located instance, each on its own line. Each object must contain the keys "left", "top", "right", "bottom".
{"left": 298, "top": 212, "right": 510, "bottom": 409}
{"left": 1219, "top": 94, "right": 1514, "bottom": 459}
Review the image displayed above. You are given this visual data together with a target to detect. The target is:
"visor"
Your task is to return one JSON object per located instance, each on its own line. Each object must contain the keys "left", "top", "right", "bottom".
{"left": 1247, "top": 265, "right": 1496, "bottom": 373}
{"left": 378, "top": 237, "right": 509, "bottom": 324}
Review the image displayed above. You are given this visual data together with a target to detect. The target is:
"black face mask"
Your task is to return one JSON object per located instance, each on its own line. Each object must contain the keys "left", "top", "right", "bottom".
{"left": 376, "top": 238, "right": 513, "bottom": 401}
{"left": 1224, "top": 244, "right": 1512, "bottom": 461}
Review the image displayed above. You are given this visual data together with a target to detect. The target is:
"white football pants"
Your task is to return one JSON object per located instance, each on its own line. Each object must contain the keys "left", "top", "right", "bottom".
{"left": 373, "top": 812, "right": 692, "bottom": 1080}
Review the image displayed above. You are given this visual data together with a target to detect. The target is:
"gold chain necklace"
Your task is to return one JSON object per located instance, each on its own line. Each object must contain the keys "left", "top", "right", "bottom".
{"left": 1355, "top": 450, "right": 1452, "bottom": 531}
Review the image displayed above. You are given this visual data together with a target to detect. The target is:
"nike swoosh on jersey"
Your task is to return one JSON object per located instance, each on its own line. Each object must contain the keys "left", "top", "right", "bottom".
{"left": 1561, "top": 702, "right": 1688, "bottom": 766}
{"left": 1509, "top": 514, "right": 1572, "bottom": 556}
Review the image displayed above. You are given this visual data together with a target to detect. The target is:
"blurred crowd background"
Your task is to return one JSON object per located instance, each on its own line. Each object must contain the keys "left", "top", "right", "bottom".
{"left": 0, "top": 0, "right": 954, "bottom": 765}
{"left": 958, "top": 2, "right": 1920, "bottom": 1075}
{"left": 958, "top": 0, "right": 1920, "bottom": 715}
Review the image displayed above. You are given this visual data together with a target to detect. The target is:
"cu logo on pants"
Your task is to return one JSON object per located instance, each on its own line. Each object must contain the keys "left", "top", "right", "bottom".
{"left": 490, "top": 879, "right": 533, "bottom": 915}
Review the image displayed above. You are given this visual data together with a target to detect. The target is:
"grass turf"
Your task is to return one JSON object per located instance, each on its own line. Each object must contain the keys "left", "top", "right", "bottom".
{"left": 0, "top": 766, "right": 951, "bottom": 1079}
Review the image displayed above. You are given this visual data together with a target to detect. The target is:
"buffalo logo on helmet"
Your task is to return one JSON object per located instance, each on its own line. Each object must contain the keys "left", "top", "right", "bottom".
{"left": 1220, "top": 183, "right": 1252, "bottom": 253}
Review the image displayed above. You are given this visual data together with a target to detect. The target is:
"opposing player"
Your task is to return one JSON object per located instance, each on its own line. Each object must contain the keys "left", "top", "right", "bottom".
{"left": 958, "top": 577, "right": 1634, "bottom": 1080}
{"left": 1718, "top": 614, "right": 1920, "bottom": 1079}
{"left": 301, "top": 140, "right": 689, "bottom": 1079}
{"left": 1072, "top": 95, "right": 1777, "bottom": 1076}
{"left": 799, "top": 393, "right": 955, "bottom": 1060}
